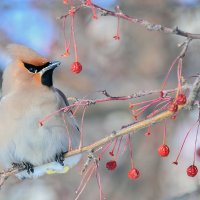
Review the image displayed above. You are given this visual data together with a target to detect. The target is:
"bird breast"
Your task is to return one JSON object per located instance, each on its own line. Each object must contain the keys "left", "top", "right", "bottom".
{"left": 0, "top": 88, "right": 68, "bottom": 168}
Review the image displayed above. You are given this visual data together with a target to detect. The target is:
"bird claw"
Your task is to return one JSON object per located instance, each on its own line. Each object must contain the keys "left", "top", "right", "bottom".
{"left": 12, "top": 162, "right": 24, "bottom": 169}
{"left": 55, "top": 152, "right": 65, "bottom": 166}
{"left": 22, "top": 162, "right": 34, "bottom": 174}
{"left": 12, "top": 162, "right": 34, "bottom": 174}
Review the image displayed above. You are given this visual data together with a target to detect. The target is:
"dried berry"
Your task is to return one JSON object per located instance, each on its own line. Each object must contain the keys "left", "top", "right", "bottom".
{"left": 106, "top": 160, "right": 117, "bottom": 171}
{"left": 113, "top": 35, "right": 120, "bottom": 40}
{"left": 145, "top": 132, "right": 151, "bottom": 136}
{"left": 172, "top": 161, "right": 178, "bottom": 165}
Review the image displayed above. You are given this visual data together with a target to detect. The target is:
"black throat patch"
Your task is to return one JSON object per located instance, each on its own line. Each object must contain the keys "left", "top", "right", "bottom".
{"left": 41, "top": 69, "right": 54, "bottom": 87}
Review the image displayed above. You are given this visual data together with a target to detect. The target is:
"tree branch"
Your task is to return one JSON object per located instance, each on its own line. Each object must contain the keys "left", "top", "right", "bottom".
{"left": 89, "top": 2, "right": 200, "bottom": 39}
{"left": 60, "top": 1, "right": 200, "bottom": 39}
{"left": 64, "top": 75, "right": 200, "bottom": 158}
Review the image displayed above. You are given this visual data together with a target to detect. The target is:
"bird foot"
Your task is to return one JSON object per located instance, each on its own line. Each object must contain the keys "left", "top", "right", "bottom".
{"left": 55, "top": 152, "right": 65, "bottom": 166}
{"left": 12, "top": 162, "right": 24, "bottom": 169}
{"left": 23, "top": 162, "right": 34, "bottom": 174}
{"left": 12, "top": 162, "right": 34, "bottom": 174}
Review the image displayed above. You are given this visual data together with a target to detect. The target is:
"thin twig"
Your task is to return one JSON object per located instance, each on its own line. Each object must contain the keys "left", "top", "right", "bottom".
{"left": 68, "top": 0, "right": 200, "bottom": 39}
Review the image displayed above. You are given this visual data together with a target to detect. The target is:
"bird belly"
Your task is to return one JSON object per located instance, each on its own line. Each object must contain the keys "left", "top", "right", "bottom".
{"left": 0, "top": 91, "right": 79, "bottom": 169}
{"left": 0, "top": 117, "right": 69, "bottom": 168}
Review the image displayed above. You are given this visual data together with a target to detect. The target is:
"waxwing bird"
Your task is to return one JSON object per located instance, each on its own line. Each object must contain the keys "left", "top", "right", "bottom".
{"left": 0, "top": 44, "right": 80, "bottom": 177}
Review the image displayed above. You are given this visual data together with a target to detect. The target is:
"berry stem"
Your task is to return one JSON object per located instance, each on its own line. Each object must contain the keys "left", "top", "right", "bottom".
{"left": 132, "top": 97, "right": 164, "bottom": 119}
{"left": 163, "top": 120, "right": 167, "bottom": 145}
{"left": 117, "top": 16, "right": 120, "bottom": 38}
{"left": 96, "top": 169, "right": 103, "bottom": 200}
{"left": 176, "top": 58, "right": 183, "bottom": 97}
{"left": 98, "top": 142, "right": 112, "bottom": 159}
{"left": 76, "top": 163, "right": 93, "bottom": 194}
{"left": 120, "top": 136, "right": 129, "bottom": 156}
{"left": 131, "top": 97, "right": 162, "bottom": 107}
{"left": 62, "top": 16, "right": 68, "bottom": 51}
{"left": 145, "top": 126, "right": 151, "bottom": 136}
{"left": 91, "top": 5, "right": 97, "bottom": 19}
{"left": 193, "top": 122, "right": 200, "bottom": 165}
{"left": 174, "top": 120, "right": 199, "bottom": 164}
{"left": 79, "top": 105, "right": 87, "bottom": 149}
{"left": 75, "top": 164, "right": 96, "bottom": 200}
{"left": 115, "top": 136, "right": 123, "bottom": 160}
{"left": 110, "top": 138, "right": 118, "bottom": 156}
{"left": 71, "top": 14, "right": 78, "bottom": 62}
{"left": 146, "top": 100, "right": 171, "bottom": 119}
{"left": 161, "top": 57, "right": 179, "bottom": 91}
{"left": 127, "top": 134, "right": 134, "bottom": 169}
{"left": 62, "top": 114, "right": 72, "bottom": 151}
{"left": 72, "top": 98, "right": 86, "bottom": 116}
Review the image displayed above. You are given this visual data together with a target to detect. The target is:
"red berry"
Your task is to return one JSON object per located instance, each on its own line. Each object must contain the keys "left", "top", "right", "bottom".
{"left": 176, "top": 94, "right": 187, "bottom": 105}
{"left": 158, "top": 144, "right": 170, "bottom": 157}
{"left": 128, "top": 168, "right": 140, "bottom": 180}
{"left": 168, "top": 102, "right": 178, "bottom": 112}
{"left": 109, "top": 151, "right": 114, "bottom": 156}
{"left": 187, "top": 165, "right": 198, "bottom": 177}
{"left": 113, "top": 35, "right": 120, "bottom": 40}
{"left": 106, "top": 160, "right": 117, "bottom": 170}
{"left": 71, "top": 62, "right": 82, "bottom": 74}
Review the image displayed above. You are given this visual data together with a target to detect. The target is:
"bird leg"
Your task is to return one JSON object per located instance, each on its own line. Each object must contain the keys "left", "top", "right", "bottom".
{"left": 55, "top": 152, "right": 65, "bottom": 166}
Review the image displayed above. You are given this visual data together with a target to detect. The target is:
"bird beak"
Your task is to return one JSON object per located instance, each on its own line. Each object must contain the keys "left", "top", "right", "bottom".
{"left": 39, "top": 61, "right": 61, "bottom": 75}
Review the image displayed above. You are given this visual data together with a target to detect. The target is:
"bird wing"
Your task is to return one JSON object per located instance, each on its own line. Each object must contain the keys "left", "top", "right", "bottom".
{"left": 53, "top": 88, "right": 80, "bottom": 148}
{"left": 15, "top": 88, "right": 82, "bottom": 179}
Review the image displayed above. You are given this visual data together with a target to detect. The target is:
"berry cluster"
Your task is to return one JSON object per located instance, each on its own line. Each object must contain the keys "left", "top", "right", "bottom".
{"left": 168, "top": 93, "right": 187, "bottom": 112}
{"left": 105, "top": 135, "right": 141, "bottom": 180}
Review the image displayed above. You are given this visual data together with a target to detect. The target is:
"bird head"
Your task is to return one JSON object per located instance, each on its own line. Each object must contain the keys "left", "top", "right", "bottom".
{"left": 2, "top": 44, "right": 60, "bottom": 95}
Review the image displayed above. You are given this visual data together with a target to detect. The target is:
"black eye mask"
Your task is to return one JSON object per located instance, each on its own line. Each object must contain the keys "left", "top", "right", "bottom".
{"left": 24, "top": 62, "right": 50, "bottom": 73}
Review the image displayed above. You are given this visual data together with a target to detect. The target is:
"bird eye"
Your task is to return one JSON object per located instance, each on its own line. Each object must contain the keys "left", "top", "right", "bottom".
{"left": 29, "top": 67, "right": 37, "bottom": 73}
